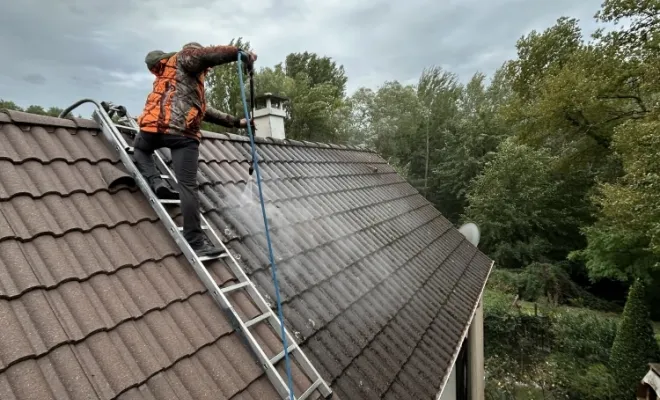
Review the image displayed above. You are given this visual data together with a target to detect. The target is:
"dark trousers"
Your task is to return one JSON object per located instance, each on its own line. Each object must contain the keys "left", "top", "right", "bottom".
{"left": 133, "top": 131, "right": 204, "bottom": 246}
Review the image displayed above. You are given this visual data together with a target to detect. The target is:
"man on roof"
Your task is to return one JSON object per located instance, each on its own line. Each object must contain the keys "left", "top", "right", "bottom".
{"left": 133, "top": 42, "right": 257, "bottom": 258}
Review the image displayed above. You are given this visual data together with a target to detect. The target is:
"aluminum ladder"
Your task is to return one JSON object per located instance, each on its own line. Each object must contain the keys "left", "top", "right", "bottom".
{"left": 60, "top": 99, "right": 333, "bottom": 400}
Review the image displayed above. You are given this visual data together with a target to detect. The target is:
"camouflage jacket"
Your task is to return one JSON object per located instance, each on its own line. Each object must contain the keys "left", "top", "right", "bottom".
{"left": 137, "top": 45, "right": 242, "bottom": 140}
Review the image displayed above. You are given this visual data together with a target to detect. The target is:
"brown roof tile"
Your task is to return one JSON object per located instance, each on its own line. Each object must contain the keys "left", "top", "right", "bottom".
{"left": 189, "top": 133, "right": 492, "bottom": 399}
{"left": 0, "top": 109, "right": 493, "bottom": 400}
{"left": 0, "top": 112, "right": 286, "bottom": 400}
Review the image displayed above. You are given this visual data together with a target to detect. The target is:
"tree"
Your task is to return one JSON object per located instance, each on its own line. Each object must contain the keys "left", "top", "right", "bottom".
{"left": 595, "top": 0, "right": 660, "bottom": 62}
{"left": 574, "top": 119, "right": 660, "bottom": 283}
{"left": 252, "top": 63, "right": 351, "bottom": 143}
{"left": 204, "top": 37, "right": 254, "bottom": 133}
{"left": 609, "top": 279, "right": 660, "bottom": 398}
{"left": 25, "top": 105, "right": 46, "bottom": 115}
{"left": 344, "top": 87, "right": 376, "bottom": 148}
{"left": 284, "top": 52, "right": 348, "bottom": 99}
{"left": 0, "top": 100, "right": 71, "bottom": 117}
{"left": 416, "top": 66, "right": 461, "bottom": 200}
{"left": 429, "top": 70, "right": 509, "bottom": 220}
{"left": 204, "top": 43, "right": 351, "bottom": 143}
{"left": 506, "top": 16, "right": 584, "bottom": 102}
{"left": 254, "top": 64, "right": 297, "bottom": 95}
{"left": 45, "top": 107, "right": 67, "bottom": 117}
{"left": 570, "top": 0, "right": 660, "bottom": 289}
{"left": 368, "top": 80, "right": 424, "bottom": 178}
{"left": 463, "top": 139, "right": 590, "bottom": 268}
{"left": 0, "top": 100, "right": 23, "bottom": 111}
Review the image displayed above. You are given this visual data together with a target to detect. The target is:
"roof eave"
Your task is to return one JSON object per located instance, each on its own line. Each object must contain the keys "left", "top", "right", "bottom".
{"left": 434, "top": 259, "right": 495, "bottom": 400}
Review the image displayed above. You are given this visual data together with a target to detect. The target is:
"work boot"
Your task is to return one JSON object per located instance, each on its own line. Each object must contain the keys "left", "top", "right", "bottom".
{"left": 153, "top": 181, "right": 179, "bottom": 200}
{"left": 189, "top": 238, "right": 225, "bottom": 258}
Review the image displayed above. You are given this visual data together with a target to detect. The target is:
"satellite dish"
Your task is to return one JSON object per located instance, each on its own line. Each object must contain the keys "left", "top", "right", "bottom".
{"left": 458, "top": 222, "right": 481, "bottom": 247}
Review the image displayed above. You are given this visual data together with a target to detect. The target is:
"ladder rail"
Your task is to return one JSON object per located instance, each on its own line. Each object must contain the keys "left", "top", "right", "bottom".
{"left": 62, "top": 100, "right": 333, "bottom": 399}
{"left": 87, "top": 107, "right": 293, "bottom": 399}
{"left": 119, "top": 114, "right": 318, "bottom": 397}
{"left": 135, "top": 123, "right": 328, "bottom": 383}
{"left": 144, "top": 129, "right": 331, "bottom": 395}
{"left": 122, "top": 118, "right": 275, "bottom": 315}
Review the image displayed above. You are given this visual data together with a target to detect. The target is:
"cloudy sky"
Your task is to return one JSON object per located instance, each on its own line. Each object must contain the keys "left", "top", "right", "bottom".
{"left": 1, "top": 0, "right": 604, "bottom": 117}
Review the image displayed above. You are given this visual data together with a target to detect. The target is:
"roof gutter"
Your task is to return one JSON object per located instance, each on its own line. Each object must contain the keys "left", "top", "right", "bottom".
{"left": 435, "top": 259, "right": 494, "bottom": 400}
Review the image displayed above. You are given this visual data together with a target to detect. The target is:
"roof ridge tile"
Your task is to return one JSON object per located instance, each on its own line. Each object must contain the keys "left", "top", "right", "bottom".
{"left": 0, "top": 109, "right": 78, "bottom": 129}
{"left": 199, "top": 129, "right": 375, "bottom": 153}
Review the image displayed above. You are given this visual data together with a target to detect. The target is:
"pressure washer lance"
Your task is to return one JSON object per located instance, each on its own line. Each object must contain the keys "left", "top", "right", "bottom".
{"left": 245, "top": 57, "right": 257, "bottom": 176}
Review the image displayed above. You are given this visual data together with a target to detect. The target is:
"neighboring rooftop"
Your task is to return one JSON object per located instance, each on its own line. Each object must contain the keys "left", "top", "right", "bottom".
{"left": 652, "top": 363, "right": 660, "bottom": 375}
{"left": 0, "top": 109, "right": 493, "bottom": 399}
{"left": 638, "top": 363, "right": 660, "bottom": 399}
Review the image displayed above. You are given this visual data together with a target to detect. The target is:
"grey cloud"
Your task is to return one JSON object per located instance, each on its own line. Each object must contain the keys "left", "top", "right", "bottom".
{"left": 332, "top": 0, "right": 602, "bottom": 92}
{"left": 0, "top": 0, "right": 604, "bottom": 116}
{"left": 22, "top": 73, "right": 46, "bottom": 85}
{"left": 70, "top": 74, "right": 102, "bottom": 88}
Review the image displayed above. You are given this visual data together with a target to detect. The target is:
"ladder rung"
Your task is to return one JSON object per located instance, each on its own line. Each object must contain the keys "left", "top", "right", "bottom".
{"left": 159, "top": 199, "right": 181, "bottom": 205}
{"left": 198, "top": 253, "right": 228, "bottom": 262}
{"left": 177, "top": 225, "right": 209, "bottom": 231}
{"left": 220, "top": 281, "right": 250, "bottom": 294}
{"left": 115, "top": 124, "right": 138, "bottom": 132}
{"left": 270, "top": 343, "right": 297, "bottom": 365}
{"left": 160, "top": 174, "right": 172, "bottom": 179}
{"left": 245, "top": 312, "right": 271, "bottom": 328}
{"left": 298, "top": 379, "right": 323, "bottom": 400}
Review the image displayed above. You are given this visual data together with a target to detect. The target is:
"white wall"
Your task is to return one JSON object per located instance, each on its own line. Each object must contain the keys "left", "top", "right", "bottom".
{"left": 439, "top": 361, "right": 458, "bottom": 400}
{"left": 469, "top": 299, "right": 485, "bottom": 400}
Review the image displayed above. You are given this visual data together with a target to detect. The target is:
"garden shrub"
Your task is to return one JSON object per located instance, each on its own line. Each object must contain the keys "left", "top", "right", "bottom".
{"left": 550, "top": 309, "right": 618, "bottom": 363}
{"left": 486, "top": 268, "right": 522, "bottom": 295}
{"left": 609, "top": 279, "right": 660, "bottom": 398}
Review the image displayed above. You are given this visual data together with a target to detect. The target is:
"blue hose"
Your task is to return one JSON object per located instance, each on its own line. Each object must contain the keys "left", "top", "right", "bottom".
{"left": 236, "top": 51, "right": 295, "bottom": 400}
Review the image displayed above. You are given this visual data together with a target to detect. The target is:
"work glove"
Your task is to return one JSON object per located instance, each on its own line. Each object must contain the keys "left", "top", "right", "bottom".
{"left": 239, "top": 50, "right": 257, "bottom": 71}
{"left": 236, "top": 118, "right": 256, "bottom": 130}
{"left": 239, "top": 50, "right": 257, "bottom": 63}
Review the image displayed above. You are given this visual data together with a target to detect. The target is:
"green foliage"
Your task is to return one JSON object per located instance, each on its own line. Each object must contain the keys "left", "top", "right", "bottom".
{"left": 484, "top": 289, "right": 626, "bottom": 399}
{"left": 253, "top": 63, "right": 350, "bottom": 143}
{"left": 430, "top": 71, "right": 509, "bottom": 220}
{"left": 344, "top": 87, "right": 376, "bottom": 148}
{"left": 549, "top": 357, "right": 617, "bottom": 400}
{"left": 203, "top": 37, "right": 253, "bottom": 134}
{"left": 609, "top": 279, "right": 660, "bottom": 398}
{"left": 486, "top": 269, "right": 522, "bottom": 295}
{"left": 575, "top": 119, "right": 660, "bottom": 282}
{"left": 203, "top": 39, "right": 352, "bottom": 142}
{"left": 0, "top": 99, "right": 71, "bottom": 117}
{"left": 0, "top": 99, "right": 23, "bottom": 111}
{"left": 464, "top": 140, "right": 590, "bottom": 268}
{"left": 283, "top": 51, "right": 348, "bottom": 99}
{"left": 368, "top": 80, "right": 425, "bottom": 166}
{"left": 551, "top": 309, "right": 618, "bottom": 363}
{"left": 520, "top": 263, "right": 579, "bottom": 306}
{"left": 506, "top": 16, "right": 584, "bottom": 101}
{"left": 595, "top": 0, "right": 660, "bottom": 61}
{"left": 487, "top": 265, "right": 622, "bottom": 313}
